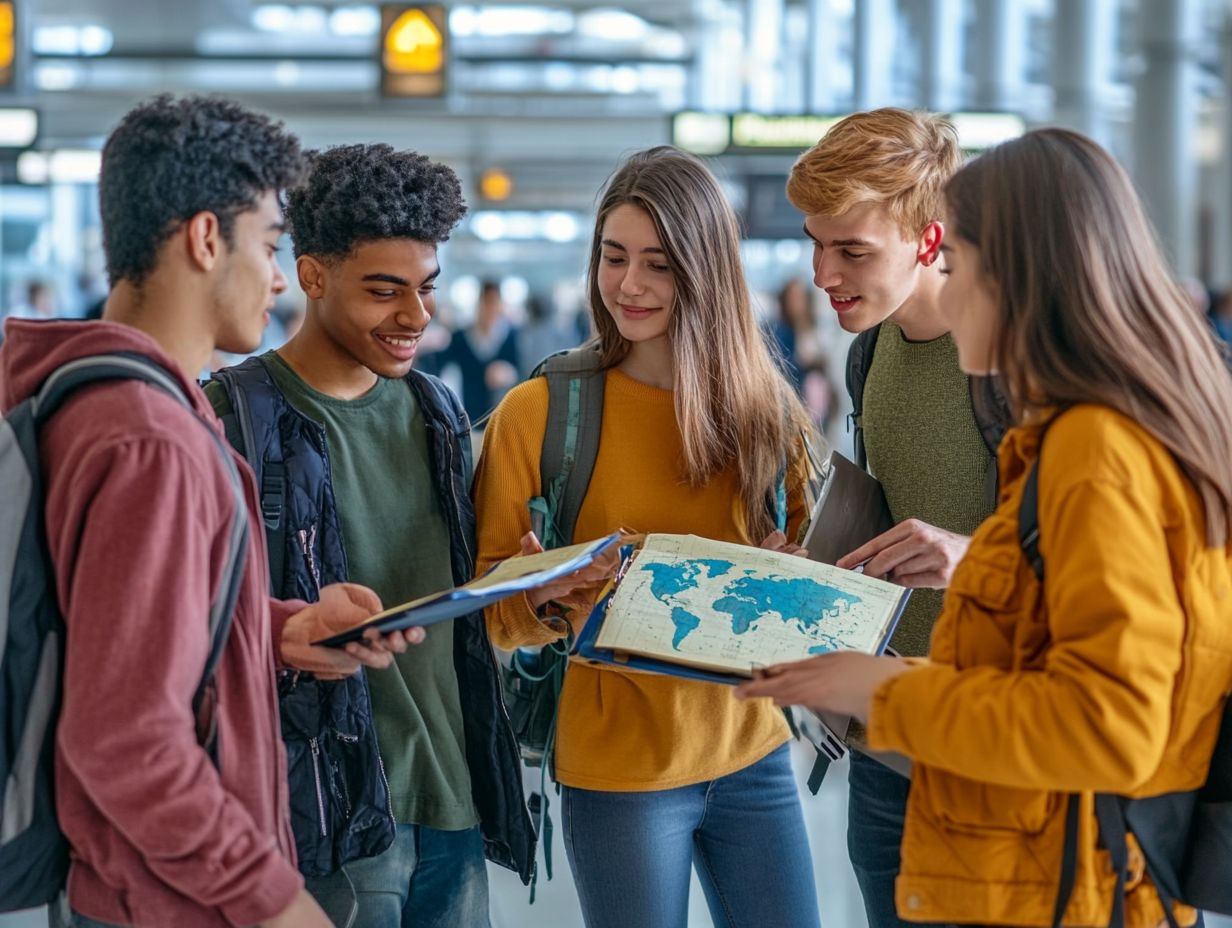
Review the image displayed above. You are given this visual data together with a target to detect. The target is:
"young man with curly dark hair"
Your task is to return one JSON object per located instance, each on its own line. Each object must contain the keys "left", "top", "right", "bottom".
{"left": 206, "top": 143, "right": 533, "bottom": 928}
{"left": 0, "top": 97, "right": 419, "bottom": 928}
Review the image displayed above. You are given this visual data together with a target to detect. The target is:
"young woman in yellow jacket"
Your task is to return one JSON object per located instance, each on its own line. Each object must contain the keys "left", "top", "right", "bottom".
{"left": 738, "top": 128, "right": 1232, "bottom": 928}
{"left": 472, "top": 147, "right": 821, "bottom": 928}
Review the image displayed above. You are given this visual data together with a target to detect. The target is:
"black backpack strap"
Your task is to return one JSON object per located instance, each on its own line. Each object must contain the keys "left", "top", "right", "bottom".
{"left": 845, "top": 325, "right": 880, "bottom": 471}
{"left": 1019, "top": 456, "right": 1044, "bottom": 581}
{"left": 1095, "top": 794, "right": 1130, "bottom": 928}
{"left": 211, "top": 364, "right": 286, "bottom": 597}
{"left": 1051, "top": 793, "right": 1083, "bottom": 927}
{"left": 531, "top": 347, "right": 605, "bottom": 550}
{"left": 35, "top": 353, "right": 248, "bottom": 768}
{"left": 970, "top": 374, "right": 1014, "bottom": 509}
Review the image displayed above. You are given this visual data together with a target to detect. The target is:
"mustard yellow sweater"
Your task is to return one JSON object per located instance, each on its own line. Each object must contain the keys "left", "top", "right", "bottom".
{"left": 473, "top": 368, "right": 808, "bottom": 791}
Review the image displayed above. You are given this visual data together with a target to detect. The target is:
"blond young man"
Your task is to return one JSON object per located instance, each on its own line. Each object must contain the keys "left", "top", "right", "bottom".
{"left": 786, "top": 109, "right": 1005, "bottom": 928}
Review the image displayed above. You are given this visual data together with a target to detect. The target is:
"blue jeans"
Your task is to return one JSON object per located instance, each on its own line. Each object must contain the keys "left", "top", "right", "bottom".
{"left": 562, "top": 743, "right": 821, "bottom": 928}
{"left": 848, "top": 751, "right": 949, "bottom": 928}
{"left": 306, "top": 823, "right": 490, "bottom": 928}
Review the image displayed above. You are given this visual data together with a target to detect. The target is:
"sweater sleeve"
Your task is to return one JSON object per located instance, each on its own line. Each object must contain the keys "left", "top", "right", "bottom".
{"left": 867, "top": 476, "right": 1185, "bottom": 792}
{"left": 472, "top": 378, "right": 566, "bottom": 650}
{"left": 48, "top": 435, "right": 303, "bottom": 921}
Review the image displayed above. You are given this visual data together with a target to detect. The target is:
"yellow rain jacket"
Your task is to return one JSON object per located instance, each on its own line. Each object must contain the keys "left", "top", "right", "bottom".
{"left": 867, "top": 404, "right": 1232, "bottom": 928}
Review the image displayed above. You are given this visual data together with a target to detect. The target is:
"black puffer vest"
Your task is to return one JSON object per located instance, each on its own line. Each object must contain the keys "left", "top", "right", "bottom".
{"left": 210, "top": 356, "right": 534, "bottom": 883}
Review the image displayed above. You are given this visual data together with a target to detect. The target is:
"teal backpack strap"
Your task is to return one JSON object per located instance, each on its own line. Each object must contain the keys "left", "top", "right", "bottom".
{"left": 516, "top": 346, "right": 604, "bottom": 902}
{"left": 771, "top": 466, "right": 788, "bottom": 534}
{"left": 529, "top": 346, "right": 606, "bottom": 549}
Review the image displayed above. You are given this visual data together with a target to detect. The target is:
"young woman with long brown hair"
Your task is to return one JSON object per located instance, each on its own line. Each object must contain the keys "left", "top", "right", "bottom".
{"left": 739, "top": 128, "right": 1232, "bottom": 928}
{"left": 472, "top": 146, "right": 822, "bottom": 928}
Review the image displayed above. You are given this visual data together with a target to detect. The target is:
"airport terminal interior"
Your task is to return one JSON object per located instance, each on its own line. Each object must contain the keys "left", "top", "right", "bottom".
{"left": 3, "top": 0, "right": 1232, "bottom": 925}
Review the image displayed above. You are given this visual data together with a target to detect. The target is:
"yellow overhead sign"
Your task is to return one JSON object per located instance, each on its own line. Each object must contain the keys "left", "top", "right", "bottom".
{"left": 0, "top": 2, "right": 16, "bottom": 88}
{"left": 380, "top": 5, "right": 447, "bottom": 97}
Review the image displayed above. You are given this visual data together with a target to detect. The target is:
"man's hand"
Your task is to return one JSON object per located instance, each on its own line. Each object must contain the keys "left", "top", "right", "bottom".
{"left": 521, "top": 531, "right": 623, "bottom": 613}
{"left": 734, "top": 652, "right": 911, "bottom": 723}
{"left": 836, "top": 519, "right": 971, "bottom": 588}
{"left": 261, "top": 887, "right": 334, "bottom": 928}
{"left": 281, "top": 582, "right": 424, "bottom": 679}
{"left": 758, "top": 529, "right": 808, "bottom": 558}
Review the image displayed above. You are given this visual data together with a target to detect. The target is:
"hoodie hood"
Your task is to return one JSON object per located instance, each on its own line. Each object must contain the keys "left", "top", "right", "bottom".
{"left": 0, "top": 318, "right": 214, "bottom": 418}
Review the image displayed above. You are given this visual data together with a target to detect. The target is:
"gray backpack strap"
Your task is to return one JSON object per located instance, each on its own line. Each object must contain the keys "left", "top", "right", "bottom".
{"left": 529, "top": 347, "right": 605, "bottom": 550}
{"left": 33, "top": 353, "right": 248, "bottom": 765}
{"left": 844, "top": 324, "right": 881, "bottom": 471}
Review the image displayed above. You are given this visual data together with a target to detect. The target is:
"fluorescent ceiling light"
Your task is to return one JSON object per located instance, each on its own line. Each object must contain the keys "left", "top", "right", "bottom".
{"left": 0, "top": 108, "right": 38, "bottom": 147}
{"left": 20, "top": 149, "right": 102, "bottom": 184}
{"left": 329, "top": 6, "right": 379, "bottom": 36}
{"left": 578, "top": 9, "right": 648, "bottom": 40}
{"left": 16, "top": 151, "right": 48, "bottom": 184}
{"left": 451, "top": 5, "right": 573, "bottom": 37}
{"left": 33, "top": 24, "right": 113, "bottom": 56}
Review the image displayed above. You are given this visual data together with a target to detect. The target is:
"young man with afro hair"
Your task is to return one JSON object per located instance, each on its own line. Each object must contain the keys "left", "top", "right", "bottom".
{"left": 206, "top": 144, "right": 533, "bottom": 928}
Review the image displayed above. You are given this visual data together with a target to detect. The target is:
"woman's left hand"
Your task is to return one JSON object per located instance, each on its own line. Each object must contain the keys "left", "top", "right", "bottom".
{"left": 734, "top": 652, "right": 912, "bottom": 722}
{"left": 758, "top": 529, "right": 808, "bottom": 558}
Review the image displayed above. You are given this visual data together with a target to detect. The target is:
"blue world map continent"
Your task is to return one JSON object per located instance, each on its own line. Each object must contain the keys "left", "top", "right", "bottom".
{"left": 640, "top": 558, "right": 862, "bottom": 654}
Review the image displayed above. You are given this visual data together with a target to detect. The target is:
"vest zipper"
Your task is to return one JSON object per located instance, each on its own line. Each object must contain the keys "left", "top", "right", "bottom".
{"left": 297, "top": 525, "right": 321, "bottom": 594}
{"left": 332, "top": 730, "right": 358, "bottom": 817}
{"left": 309, "top": 736, "right": 328, "bottom": 838}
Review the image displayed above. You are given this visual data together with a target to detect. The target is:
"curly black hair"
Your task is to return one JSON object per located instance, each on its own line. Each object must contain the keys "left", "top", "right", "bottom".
{"left": 286, "top": 144, "right": 467, "bottom": 260}
{"left": 99, "top": 94, "right": 304, "bottom": 286}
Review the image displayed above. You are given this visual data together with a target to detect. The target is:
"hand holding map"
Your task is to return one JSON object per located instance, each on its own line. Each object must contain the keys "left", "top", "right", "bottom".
{"left": 734, "top": 651, "right": 913, "bottom": 722}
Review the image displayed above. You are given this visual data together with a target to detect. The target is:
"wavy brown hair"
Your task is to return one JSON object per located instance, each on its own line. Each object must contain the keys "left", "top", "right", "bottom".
{"left": 946, "top": 128, "right": 1232, "bottom": 546}
{"left": 587, "top": 146, "right": 813, "bottom": 541}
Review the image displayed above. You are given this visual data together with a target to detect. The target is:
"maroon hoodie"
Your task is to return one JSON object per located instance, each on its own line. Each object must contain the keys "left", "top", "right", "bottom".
{"left": 0, "top": 320, "right": 303, "bottom": 927}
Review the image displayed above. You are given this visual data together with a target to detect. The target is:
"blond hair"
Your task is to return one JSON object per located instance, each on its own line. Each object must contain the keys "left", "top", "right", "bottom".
{"left": 587, "top": 146, "right": 813, "bottom": 541}
{"left": 786, "top": 108, "right": 961, "bottom": 236}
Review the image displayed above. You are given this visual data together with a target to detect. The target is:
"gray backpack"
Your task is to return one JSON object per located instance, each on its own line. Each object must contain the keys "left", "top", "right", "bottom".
{"left": 0, "top": 352, "right": 248, "bottom": 911}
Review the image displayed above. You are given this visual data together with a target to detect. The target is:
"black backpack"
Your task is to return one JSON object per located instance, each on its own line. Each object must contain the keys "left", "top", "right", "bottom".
{"left": 0, "top": 353, "right": 247, "bottom": 911}
{"left": 846, "top": 323, "right": 1013, "bottom": 508}
{"left": 1017, "top": 431, "right": 1232, "bottom": 928}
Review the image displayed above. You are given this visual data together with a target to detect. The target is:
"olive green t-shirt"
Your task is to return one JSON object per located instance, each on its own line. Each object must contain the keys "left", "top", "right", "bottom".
{"left": 862, "top": 322, "right": 994, "bottom": 657}
{"left": 207, "top": 353, "right": 476, "bottom": 830}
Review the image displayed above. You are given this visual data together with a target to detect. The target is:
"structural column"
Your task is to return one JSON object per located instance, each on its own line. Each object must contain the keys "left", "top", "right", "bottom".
{"left": 690, "top": 0, "right": 740, "bottom": 111}
{"left": 1133, "top": 0, "right": 1201, "bottom": 276}
{"left": 1214, "top": 11, "right": 1232, "bottom": 288}
{"left": 920, "top": 0, "right": 964, "bottom": 112}
{"left": 853, "top": 0, "right": 894, "bottom": 110}
{"left": 1051, "top": 0, "right": 1116, "bottom": 146}
{"left": 806, "top": 0, "right": 839, "bottom": 114}
{"left": 972, "top": 0, "right": 1024, "bottom": 111}
{"left": 746, "top": 0, "right": 784, "bottom": 112}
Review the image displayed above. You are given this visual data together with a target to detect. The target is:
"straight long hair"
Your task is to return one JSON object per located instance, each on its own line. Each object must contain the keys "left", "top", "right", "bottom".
{"left": 587, "top": 146, "right": 813, "bottom": 541}
{"left": 946, "top": 129, "right": 1232, "bottom": 546}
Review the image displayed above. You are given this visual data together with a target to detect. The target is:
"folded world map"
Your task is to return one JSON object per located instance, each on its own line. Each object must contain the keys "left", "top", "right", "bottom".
{"left": 589, "top": 534, "right": 909, "bottom": 679}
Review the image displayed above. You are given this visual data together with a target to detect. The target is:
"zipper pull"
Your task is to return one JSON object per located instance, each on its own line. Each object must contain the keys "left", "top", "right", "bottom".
{"left": 297, "top": 527, "right": 322, "bottom": 594}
